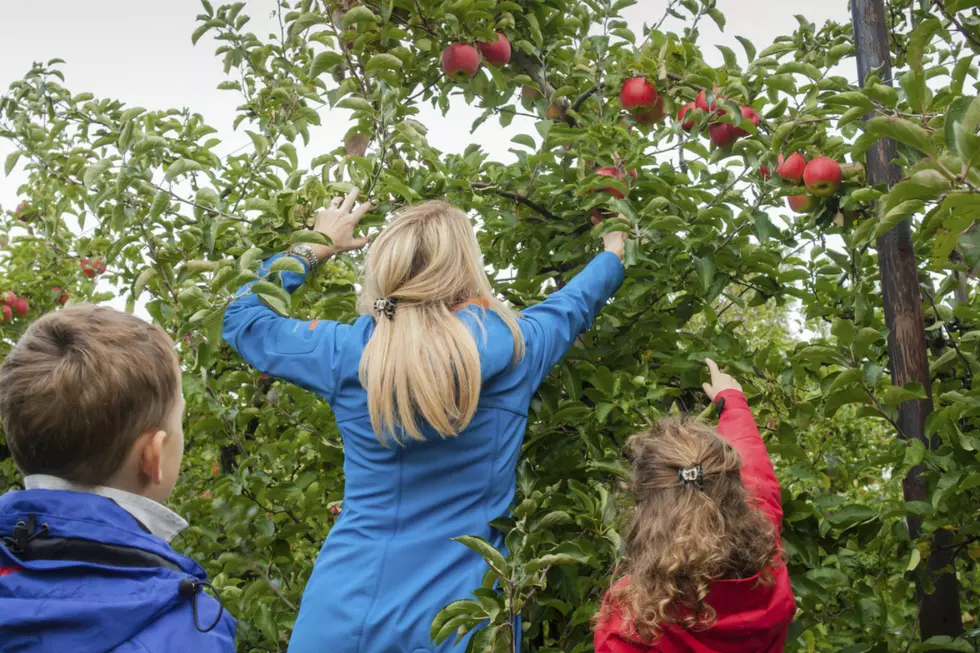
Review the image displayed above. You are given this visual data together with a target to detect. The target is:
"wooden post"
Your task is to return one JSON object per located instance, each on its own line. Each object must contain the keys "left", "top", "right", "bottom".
{"left": 851, "top": 0, "right": 963, "bottom": 644}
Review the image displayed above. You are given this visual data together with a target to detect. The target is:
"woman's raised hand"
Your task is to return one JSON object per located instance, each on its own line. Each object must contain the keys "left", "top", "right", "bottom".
{"left": 601, "top": 214, "right": 629, "bottom": 261}
{"left": 702, "top": 358, "right": 742, "bottom": 402}
{"left": 309, "top": 187, "right": 375, "bottom": 260}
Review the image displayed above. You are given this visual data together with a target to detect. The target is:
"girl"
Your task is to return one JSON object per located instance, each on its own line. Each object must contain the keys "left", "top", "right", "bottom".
{"left": 223, "top": 188, "right": 627, "bottom": 653}
{"left": 594, "top": 360, "right": 795, "bottom": 652}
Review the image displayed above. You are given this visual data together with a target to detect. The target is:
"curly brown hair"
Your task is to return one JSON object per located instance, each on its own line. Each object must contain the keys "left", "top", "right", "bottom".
{"left": 599, "top": 417, "right": 781, "bottom": 641}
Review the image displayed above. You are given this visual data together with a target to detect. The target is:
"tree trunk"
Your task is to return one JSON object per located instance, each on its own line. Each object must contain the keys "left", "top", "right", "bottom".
{"left": 851, "top": 0, "right": 963, "bottom": 645}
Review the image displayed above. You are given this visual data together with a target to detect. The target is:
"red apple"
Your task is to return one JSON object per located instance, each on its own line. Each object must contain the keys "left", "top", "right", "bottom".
{"left": 695, "top": 87, "right": 725, "bottom": 115}
{"left": 12, "top": 298, "right": 29, "bottom": 316}
{"left": 804, "top": 157, "right": 843, "bottom": 197}
{"left": 709, "top": 123, "right": 738, "bottom": 148}
{"left": 788, "top": 194, "right": 817, "bottom": 213}
{"left": 1, "top": 305, "right": 11, "bottom": 323}
{"left": 760, "top": 165, "right": 771, "bottom": 180}
{"left": 593, "top": 167, "right": 628, "bottom": 199}
{"left": 1, "top": 291, "right": 16, "bottom": 306}
{"left": 633, "top": 95, "right": 666, "bottom": 125}
{"left": 545, "top": 103, "right": 563, "bottom": 121}
{"left": 477, "top": 33, "right": 511, "bottom": 66}
{"left": 521, "top": 85, "right": 542, "bottom": 103}
{"left": 441, "top": 43, "right": 481, "bottom": 81}
{"left": 53, "top": 287, "right": 70, "bottom": 306}
{"left": 620, "top": 77, "right": 659, "bottom": 115}
{"left": 677, "top": 101, "right": 697, "bottom": 132}
{"left": 80, "top": 257, "right": 101, "bottom": 278}
{"left": 731, "top": 106, "right": 760, "bottom": 137}
{"left": 777, "top": 152, "right": 807, "bottom": 184}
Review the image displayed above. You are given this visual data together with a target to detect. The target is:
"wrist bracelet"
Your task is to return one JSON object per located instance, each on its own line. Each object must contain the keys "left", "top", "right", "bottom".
{"left": 287, "top": 248, "right": 319, "bottom": 270}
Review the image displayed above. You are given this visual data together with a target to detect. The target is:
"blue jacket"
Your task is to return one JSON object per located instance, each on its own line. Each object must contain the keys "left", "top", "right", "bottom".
{"left": 223, "top": 251, "right": 625, "bottom": 653}
{"left": 0, "top": 489, "right": 236, "bottom": 653}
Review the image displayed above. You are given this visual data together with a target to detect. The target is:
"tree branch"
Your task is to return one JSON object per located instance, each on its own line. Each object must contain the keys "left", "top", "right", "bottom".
{"left": 471, "top": 183, "right": 559, "bottom": 221}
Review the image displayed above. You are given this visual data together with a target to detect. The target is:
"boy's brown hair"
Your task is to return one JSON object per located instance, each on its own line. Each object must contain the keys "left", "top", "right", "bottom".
{"left": 0, "top": 304, "right": 180, "bottom": 486}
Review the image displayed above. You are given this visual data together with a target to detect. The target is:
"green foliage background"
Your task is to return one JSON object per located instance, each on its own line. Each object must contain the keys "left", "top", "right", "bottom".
{"left": 1, "top": 0, "right": 979, "bottom": 651}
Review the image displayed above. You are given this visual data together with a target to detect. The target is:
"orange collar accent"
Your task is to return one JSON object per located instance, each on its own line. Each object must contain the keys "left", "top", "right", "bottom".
{"left": 454, "top": 297, "right": 491, "bottom": 311}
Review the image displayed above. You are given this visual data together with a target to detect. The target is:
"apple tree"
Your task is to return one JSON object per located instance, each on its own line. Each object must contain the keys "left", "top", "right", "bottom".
{"left": 1, "top": 0, "right": 978, "bottom": 651}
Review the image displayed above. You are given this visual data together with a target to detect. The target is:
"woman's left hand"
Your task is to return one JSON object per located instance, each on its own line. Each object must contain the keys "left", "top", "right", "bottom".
{"left": 308, "top": 187, "right": 375, "bottom": 260}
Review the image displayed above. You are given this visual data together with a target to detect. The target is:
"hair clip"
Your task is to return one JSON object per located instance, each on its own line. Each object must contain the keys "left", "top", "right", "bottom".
{"left": 373, "top": 297, "right": 398, "bottom": 321}
{"left": 678, "top": 463, "right": 704, "bottom": 490}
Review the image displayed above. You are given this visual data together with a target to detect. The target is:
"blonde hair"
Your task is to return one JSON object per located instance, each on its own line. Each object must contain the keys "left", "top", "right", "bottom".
{"left": 598, "top": 418, "right": 780, "bottom": 641}
{"left": 357, "top": 200, "right": 524, "bottom": 443}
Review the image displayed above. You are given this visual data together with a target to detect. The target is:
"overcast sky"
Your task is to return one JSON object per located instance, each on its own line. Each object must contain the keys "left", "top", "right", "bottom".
{"left": 0, "top": 0, "right": 852, "bottom": 211}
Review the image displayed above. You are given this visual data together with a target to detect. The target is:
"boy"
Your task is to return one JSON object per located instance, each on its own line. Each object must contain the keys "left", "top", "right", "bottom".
{"left": 0, "top": 305, "right": 236, "bottom": 652}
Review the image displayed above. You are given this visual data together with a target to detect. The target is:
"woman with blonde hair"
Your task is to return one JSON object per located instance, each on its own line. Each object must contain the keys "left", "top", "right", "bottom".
{"left": 593, "top": 360, "right": 794, "bottom": 653}
{"left": 223, "top": 188, "right": 627, "bottom": 653}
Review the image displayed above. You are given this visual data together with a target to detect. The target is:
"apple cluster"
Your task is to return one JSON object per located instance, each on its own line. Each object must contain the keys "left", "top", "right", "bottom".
{"left": 440, "top": 33, "right": 512, "bottom": 81}
{"left": 0, "top": 291, "right": 30, "bottom": 323}
{"left": 79, "top": 257, "right": 107, "bottom": 279}
{"left": 677, "top": 88, "right": 760, "bottom": 149}
{"left": 764, "top": 153, "right": 844, "bottom": 213}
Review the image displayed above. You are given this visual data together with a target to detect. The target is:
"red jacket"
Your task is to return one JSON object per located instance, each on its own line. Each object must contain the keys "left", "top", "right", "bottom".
{"left": 594, "top": 389, "right": 795, "bottom": 653}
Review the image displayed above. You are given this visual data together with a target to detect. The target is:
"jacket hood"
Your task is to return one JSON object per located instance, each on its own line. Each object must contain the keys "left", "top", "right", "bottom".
{"left": 598, "top": 567, "right": 795, "bottom": 653}
{"left": 0, "top": 489, "right": 224, "bottom": 653}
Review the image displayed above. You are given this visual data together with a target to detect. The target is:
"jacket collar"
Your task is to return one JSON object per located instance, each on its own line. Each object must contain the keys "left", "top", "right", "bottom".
{"left": 22, "top": 475, "right": 188, "bottom": 543}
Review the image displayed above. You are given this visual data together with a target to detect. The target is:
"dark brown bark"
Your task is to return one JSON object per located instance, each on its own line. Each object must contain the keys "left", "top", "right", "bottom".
{"left": 852, "top": 0, "right": 963, "bottom": 644}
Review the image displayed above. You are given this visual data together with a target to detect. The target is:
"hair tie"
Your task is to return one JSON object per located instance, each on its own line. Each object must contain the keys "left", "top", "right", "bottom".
{"left": 373, "top": 297, "right": 398, "bottom": 321}
{"left": 678, "top": 464, "right": 704, "bottom": 490}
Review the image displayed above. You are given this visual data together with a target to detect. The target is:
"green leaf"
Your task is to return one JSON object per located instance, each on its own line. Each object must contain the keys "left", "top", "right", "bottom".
{"left": 830, "top": 368, "right": 864, "bottom": 393}
{"left": 453, "top": 535, "right": 508, "bottom": 577}
{"left": 148, "top": 190, "right": 170, "bottom": 219}
{"left": 251, "top": 280, "right": 292, "bottom": 315}
{"left": 246, "top": 131, "right": 268, "bottom": 155}
{"left": 864, "top": 116, "right": 935, "bottom": 156}
{"left": 132, "top": 267, "right": 157, "bottom": 299}
{"left": 944, "top": 95, "right": 980, "bottom": 162}
{"left": 907, "top": 18, "right": 942, "bottom": 72}
{"left": 827, "top": 504, "right": 877, "bottom": 526}
{"left": 341, "top": 5, "right": 378, "bottom": 28}
{"left": 165, "top": 158, "right": 204, "bottom": 182}
{"left": 851, "top": 327, "right": 882, "bottom": 360}
{"left": 912, "top": 637, "right": 974, "bottom": 653}
{"left": 906, "top": 547, "right": 921, "bottom": 572}
{"left": 735, "top": 35, "right": 756, "bottom": 62}
{"left": 269, "top": 256, "right": 306, "bottom": 274}
{"left": 365, "top": 53, "right": 403, "bottom": 72}
{"left": 825, "top": 91, "right": 875, "bottom": 112}
{"left": 4, "top": 151, "right": 20, "bottom": 176}
{"left": 876, "top": 200, "right": 925, "bottom": 238}
{"left": 694, "top": 256, "right": 716, "bottom": 292}
{"left": 310, "top": 51, "right": 344, "bottom": 78}
{"left": 525, "top": 553, "right": 589, "bottom": 574}
{"left": 511, "top": 134, "right": 536, "bottom": 149}
{"left": 83, "top": 159, "right": 113, "bottom": 188}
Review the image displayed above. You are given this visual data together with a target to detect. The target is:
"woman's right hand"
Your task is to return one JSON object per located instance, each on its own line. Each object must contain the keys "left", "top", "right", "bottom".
{"left": 601, "top": 214, "right": 629, "bottom": 261}
{"left": 308, "top": 187, "right": 375, "bottom": 261}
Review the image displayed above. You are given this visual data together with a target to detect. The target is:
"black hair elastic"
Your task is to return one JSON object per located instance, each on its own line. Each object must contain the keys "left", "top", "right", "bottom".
{"left": 678, "top": 463, "right": 704, "bottom": 491}
{"left": 373, "top": 297, "right": 398, "bottom": 321}
{"left": 179, "top": 578, "right": 225, "bottom": 633}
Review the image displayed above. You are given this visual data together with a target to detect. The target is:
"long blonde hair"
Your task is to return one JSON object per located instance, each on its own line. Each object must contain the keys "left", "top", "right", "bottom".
{"left": 358, "top": 200, "right": 524, "bottom": 443}
{"left": 598, "top": 418, "right": 780, "bottom": 640}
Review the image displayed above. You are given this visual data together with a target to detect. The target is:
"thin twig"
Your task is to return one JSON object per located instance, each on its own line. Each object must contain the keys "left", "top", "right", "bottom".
{"left": 933, "top": 0, "right": 980, "bottom": 50}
